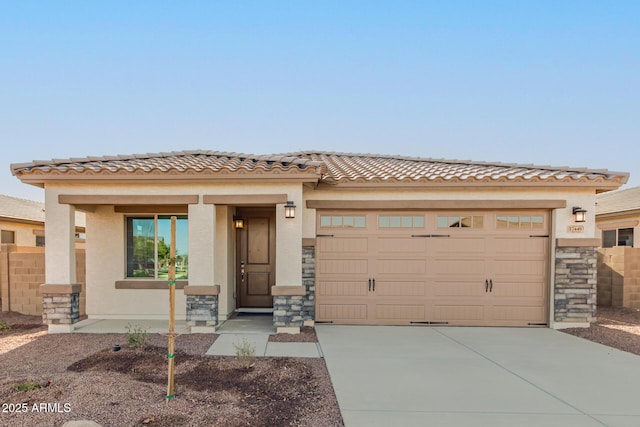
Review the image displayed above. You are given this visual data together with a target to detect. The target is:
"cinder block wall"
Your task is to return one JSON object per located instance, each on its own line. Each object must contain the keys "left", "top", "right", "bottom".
{"left": 598, "top": 247, "right": 640, "bottom": 309}
{"left": 0, "top": 245, "right": 85, "bottom": 316}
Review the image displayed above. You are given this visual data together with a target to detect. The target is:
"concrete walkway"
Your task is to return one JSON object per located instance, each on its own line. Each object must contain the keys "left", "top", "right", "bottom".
{"left": 72, "top": 316, "right": 322, "bottom": 358}
{"left": 205, "top": 315, "right": 322, "bottom": 358}
{"left": 316, "top": 325, "right": 640, "bottom": 427}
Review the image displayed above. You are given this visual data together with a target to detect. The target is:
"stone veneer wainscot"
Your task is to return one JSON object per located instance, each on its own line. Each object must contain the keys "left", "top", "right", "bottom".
{"left": 554, "top": 242, "right": 598, "bottom": 324}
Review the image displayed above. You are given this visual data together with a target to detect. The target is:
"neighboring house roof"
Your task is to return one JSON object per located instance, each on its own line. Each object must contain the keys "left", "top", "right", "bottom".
{"left": 11, "top": 150, "right": 628, "bottom": 190}
{"left": 0, "top": 194, "right": 86, "bottom": 228}
{"left": 596, "top": 185, "right": 640, "bottom": 216}
{"left": 0, "top": 194, "right": 46, "bottom": 223}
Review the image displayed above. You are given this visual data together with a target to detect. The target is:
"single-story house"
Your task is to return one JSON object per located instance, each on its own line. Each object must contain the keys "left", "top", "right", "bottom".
{"left": 596, "top": 185, "right": 639, "bottom": 248}
{"left": 10, "top": 151, "right": 628, "bottom": 333}
{"left": 0, "top": 194, "right": 85, "bottom": 247}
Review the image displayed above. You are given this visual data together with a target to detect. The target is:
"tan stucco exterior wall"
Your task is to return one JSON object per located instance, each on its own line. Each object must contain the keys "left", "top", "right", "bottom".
{"left": 302, "top": 187, "right": 598, "bottom": 240}
{"left": 42, "top": 181, "right": 599, "bottom": 322}
{"left": 0, "top": 220, "right": 44, "bottom": 247}
{"left": 46, "top": 182, "right": 302, "bottom": 320}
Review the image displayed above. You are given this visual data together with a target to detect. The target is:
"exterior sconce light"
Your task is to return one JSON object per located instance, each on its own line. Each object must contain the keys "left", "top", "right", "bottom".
{"left": 233, "top": 216, "right": 245, "bottom": 229}
{"left": 284, "top": 201, "right": 296, "bottom": 219}
{"left": 572, "top": 207, "right": 587, "bottom": 223}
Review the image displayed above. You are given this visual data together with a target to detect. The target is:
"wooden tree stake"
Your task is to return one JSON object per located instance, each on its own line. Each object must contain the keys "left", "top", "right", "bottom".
{"left": 166, "top": 215, "right": 177, "bottom": 403}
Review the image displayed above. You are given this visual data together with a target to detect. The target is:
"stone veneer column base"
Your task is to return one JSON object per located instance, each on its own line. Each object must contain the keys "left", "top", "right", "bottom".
{"left": 184, "top": 285, "right": 220, "bottom": 333}
{"left": 302, "top": 244, "right": 316, "bottom": 327}
{"left": 554, "top": 243, "right": 598, "bottom": 328}
{"left": 272, "top": 285, "right": 307, "bottom": 334}
{"left": 41, "top": 284, "right": 82, "bottom": 334}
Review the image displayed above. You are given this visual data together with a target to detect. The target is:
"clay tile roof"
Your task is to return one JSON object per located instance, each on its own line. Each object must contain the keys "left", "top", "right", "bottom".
{"left": 278, "top": 151, "right": 628, "bottom": 185}
{"left": 596, "top": 185, "right": 640, "bottom": 215}
{"left": 11, "top": 150, "right": 628, "bottom": 188}
{"left": 11, "top": 151, "right": 326, "bottom": 178}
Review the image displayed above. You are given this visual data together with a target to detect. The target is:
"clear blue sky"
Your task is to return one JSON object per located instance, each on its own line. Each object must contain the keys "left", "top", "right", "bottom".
{"left": 2, "top": 1, "right": 638, "bottom": 201}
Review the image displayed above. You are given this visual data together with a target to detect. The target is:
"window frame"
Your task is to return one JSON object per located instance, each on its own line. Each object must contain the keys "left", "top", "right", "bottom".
{"left": 125, "top": 214, "right": 188, "bottom": 280}
{"left": 602, "top": 227, "right": 634, "bottom": 248}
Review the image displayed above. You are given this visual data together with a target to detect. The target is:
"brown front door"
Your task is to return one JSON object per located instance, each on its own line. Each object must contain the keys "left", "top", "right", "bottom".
{"left": 236, "top": 208, "right": 276, "bottom": 308}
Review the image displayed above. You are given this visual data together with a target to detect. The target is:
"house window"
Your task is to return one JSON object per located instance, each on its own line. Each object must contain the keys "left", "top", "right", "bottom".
{"left": 379, "top": 215, "right": 425, "bottom": 228}
{"left": 320, "top": 215, "right": 366, "bottom": 228}
{"left": 496, "top": 215, "right": 544, "bottom": 229}
{"left": 1, "top": 230, "right": 15, "bottom": 244}
{"left": 126, "top": 215, "right": 188, "bottom": 279}
{"left": 36, "top": 236, "right": 46, "bottom": 247}
{"left": 437, "top": 215, "right": 484, "bottom": 229}
{"left": 602, "top": 228, "right": 634, "bottom": 248}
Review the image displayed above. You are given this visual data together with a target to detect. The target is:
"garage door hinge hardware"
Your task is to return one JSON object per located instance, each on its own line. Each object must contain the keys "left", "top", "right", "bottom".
{"left": 529, "top": 234, "right": 549, "bottom": 238}
{"left": 528, "top": 323, "right": 548, "bottom": 326}
{"left": 316, "top": 234, "right": 335, "bottom": 238}
{"left": 315, "top": 320, "right": 334, "bottom": 324}
{"left": 410, "top": 321, "right": 449, "bottom": 325}
{"left": 368, "top": 278, "right": 376, "bottom": 292}
{"left": 411, "top": 234, "right": 451, "bottom": 238}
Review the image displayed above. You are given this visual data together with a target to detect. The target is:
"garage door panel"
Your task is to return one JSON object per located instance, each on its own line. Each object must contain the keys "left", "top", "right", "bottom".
{"left": 375, "top": 304, "right": 425, "bottom": 321}
{"left": 319, "top": 259, "right": 368, "bottom": 275}
{"left": 317, "top": 304, "right": 368, "bottom": 321}
{"left": 430, "top": 238, "right": 485, "bottom": 256}
{"left": 377, "top": 259, "right": 426, "bottom": 274}
{"left": 433, "top": 305, "right": 484, "bottom": 322}
{"left": 375, "top": 280, "right": 426, "bottom": 297}
{"left": 434, "top": 281, "right": 486, "bottom": 297}
{"left": 490, "top": 281, "right": 545, "bottom": 298}
{"left": 318, "top": 237, "right": 368, "bottom": 254}
{"left": 493, "top": 237, "right": 547, "bottom": 255}
{"left": 317, "top": 281, "right": 368, "bottom": 297}
{"left": 493, "top": 259, "right": 546, "bottom": 276}
{"left": 491, "top": 305, "right": 545, "bottom": 323}
{"left": 376, "top": 237, "right": 427, "bottom": 254}
{"left": 432, "top": 259, "right": 485, "bottom": 276}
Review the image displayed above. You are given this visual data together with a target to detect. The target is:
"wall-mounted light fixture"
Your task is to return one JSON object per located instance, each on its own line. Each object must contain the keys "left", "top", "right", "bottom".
{"left": 284, "top": 201, "right": 296, "bottom": 219}
{"left": 572, "top": 207, "right": 587, "bottom": 223}
{"left": 233, "top": 216, "right": 245, "bottom": 229}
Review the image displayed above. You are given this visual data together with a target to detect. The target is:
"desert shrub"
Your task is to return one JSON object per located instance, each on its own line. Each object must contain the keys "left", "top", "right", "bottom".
{"left": 233, "top": 337, "right": 256, "bottom": 368}
{"left": 15, "top": 379, "right": 41, "bottom": 391}
{"left": 125, "top": 323, "right": 149, "bottom": 349}
{"left": 0, "top": 320, "right": 10, "bottom": 333}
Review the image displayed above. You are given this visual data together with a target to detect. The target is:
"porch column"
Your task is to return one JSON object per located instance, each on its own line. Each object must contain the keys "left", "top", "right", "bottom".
{"left": 42, "top": 198, "right": 80, "bottom": 333}
{"left": 273, "top": 196, "right": 305, "bottom": 333}
{"left": 185, "top": 202, "right": 218, "bottom": 332}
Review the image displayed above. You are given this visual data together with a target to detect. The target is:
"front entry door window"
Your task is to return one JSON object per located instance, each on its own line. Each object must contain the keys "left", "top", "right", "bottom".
{"left": 236, "top": 208, "right": 276, "bottom": 308}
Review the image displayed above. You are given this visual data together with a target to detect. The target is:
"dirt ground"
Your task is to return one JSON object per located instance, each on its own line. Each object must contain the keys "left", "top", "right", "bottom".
{"left": 0, "top": 313, "right": 342, "bottom": 427}
{"left": 3, "top": 307, "right": 640, "bottom": 426}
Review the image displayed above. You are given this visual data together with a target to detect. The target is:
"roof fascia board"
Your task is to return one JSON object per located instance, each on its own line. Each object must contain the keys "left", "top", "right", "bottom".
{"left": 203, "top": 194, "right": 288, "bottom": 205}
{"left": 315, "top": 182, "right": 625, "bottom": 192}
{"left": 15, "top": 173, "right": 320, "bottom": 185}
{"left": 0, "top": 216, "right": 43, "bottom": 226}
{"left": 59, "top": 195, "right": 199, "bottom": 205}
{"left": 596, "top": 209, "right": 640, "bottom": 220}
{"left": 307, "top": 199, "right": 567, "bottom": 210}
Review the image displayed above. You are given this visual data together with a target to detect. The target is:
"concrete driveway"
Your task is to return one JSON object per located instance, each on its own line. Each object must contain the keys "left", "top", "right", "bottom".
{"left": 316, "top": 326, "right": 640, "bottom": 427}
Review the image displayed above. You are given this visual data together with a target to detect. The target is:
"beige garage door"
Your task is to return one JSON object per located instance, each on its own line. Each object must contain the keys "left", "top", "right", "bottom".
{"left": 315, "top": 211, "right": 549, "bottom": 327}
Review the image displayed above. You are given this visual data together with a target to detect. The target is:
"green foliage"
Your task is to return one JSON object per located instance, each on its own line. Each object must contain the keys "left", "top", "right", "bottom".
{"left": 15, "top": 379, "right": 41, "bottom": 391}
{"left": 125, "top": 323, "right": 149, "bottom": 349}
{"left": 233, "top": 337, "right": 256, "bottom": 368}
{"left": 0, "top": 320, "right": 10, "bottom": 333}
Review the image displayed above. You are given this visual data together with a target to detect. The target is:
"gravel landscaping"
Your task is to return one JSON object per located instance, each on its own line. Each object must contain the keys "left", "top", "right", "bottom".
{"left": 2, "top": 306, "right": 640, "bottom": 426}
{"left": 0, "top": 313, "right": 342, "bottom": 427}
